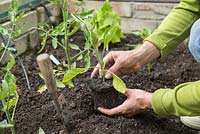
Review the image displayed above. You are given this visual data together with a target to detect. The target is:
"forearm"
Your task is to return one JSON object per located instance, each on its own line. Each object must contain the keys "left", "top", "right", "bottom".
{"left": 138, "top": 41, "right": 160, "bottom": 65}
{"left": 152, "top": 80, "right": 200, "bottom": 116}
{"left": 145, "top": 0, "right": 200, "bottom": 60}
{"left": 130, "top": 41, "right": 160, "bottom": 67}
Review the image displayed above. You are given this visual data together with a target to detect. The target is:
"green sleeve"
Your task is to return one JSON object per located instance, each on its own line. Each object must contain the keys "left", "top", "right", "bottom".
{"left": 145, "top": 0, "right": 200, "bottom": 60}
{"left": 152, "top": 80, "right": 200, "bottom": 116}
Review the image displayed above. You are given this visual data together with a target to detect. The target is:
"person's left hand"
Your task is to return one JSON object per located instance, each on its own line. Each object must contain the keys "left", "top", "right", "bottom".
{"left": 98, "top": 88, "right": 152, "bottom": 116}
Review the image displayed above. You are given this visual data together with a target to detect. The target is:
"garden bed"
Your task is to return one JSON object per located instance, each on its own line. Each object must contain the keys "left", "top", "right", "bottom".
{"left": 1, "top": 32, "right": 199, "bottom": 134}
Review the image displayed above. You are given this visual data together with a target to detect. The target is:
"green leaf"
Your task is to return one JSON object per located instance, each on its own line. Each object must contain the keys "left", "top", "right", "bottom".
{"left": 38, "top": 84, "right": 47, "bottom": 94}
{"left": 8, "top": 1, "right": 18, "bottom": 23}
{"left": 7, "top": 95, "right": 18, "bottom": 110}
{"left": 84, "top": 51, "right": 90, "bottom": 69}
{"left": 38, "top": 127, "right": 45, "bottom": 134}
{"left": 55, "top": 79, "right": 65, "bottom": 88}
{"left": 38, "top": 34, "right": 47, "bottom": 53}
{"left": 0, "top": 71, "right": 16, "bottom": 101}
{"left": 132, "top": 31, "right": 142, "bottom": 37}
{"left": 68, "top": 24, "right": 80, "bottom": 36}
{"left": 80, "top": 10, "right": 94, "bottom": 17}
{"left": 132, "top": 29, "right": 153, "bottom": 40}
{"left": 112, "top": 73, "right": 126, "bottom": 94}
{"left": 5, "top": 72, "right": 17, "bottom": 95}
{"left": 0, "top": 26, "right": 9, "bottom": 35}
{"left": 51, "top": 22, "right": 65, "bottom": 36}
{"left": 66, "top": 80, "right": 74, "bottom": 88}
{"left": 91, "top": 31, "right": 98, "bottom": 47}
{"left": 100, "top": 17, "right": 114, "bottom": 29}
{"left": 12, "top": 23, "right": 25, "bottom": 37}
{"left": 0, "top": 46, "right": 4, "bottom": 52}
{"left": 71, "top": 62, "right": 77, "bottom": 69}
{"left": 52, "top": 38, "right": 58, "bottom": 49}
{"left": 111, "top": 28, "right": 125, "bottom": 44}
{"left": 76, "top": 54, "right": 83, "bottom": 61}
{"left": 38, "top": 73, "right": 44, "bottom": 79}
{"left": 62, "top": 68, "right": 86, "bottom": 83}
{"left": 69, "top": 43, "right": 80, "bottom": 50}
{"left": 6, "top": 55, "right": 15, "bottom": 71}
{"left": 15, "top": 12, "right": 24, "bottom": 25}
{"left": 0, "top": 81, "right": 9, "bottom": 100}
{"left": 104, "top": 25, "right": 118, "bottom": 50}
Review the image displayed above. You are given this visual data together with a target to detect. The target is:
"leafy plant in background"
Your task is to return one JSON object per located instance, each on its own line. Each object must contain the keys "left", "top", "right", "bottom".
{"left": 132, "top": 29, "right": 153, "bottom": 41}
{"left": 131, "top": 29, "right": 153, "bottom": 74}
{"left": 0, "top": 0, "right": 24, "bottom": 133}
{"left": 36, "top": 0, "right": 91, "bottom": 93}
{"left": 72, "top": 0, "right": 126, "bottom": 94}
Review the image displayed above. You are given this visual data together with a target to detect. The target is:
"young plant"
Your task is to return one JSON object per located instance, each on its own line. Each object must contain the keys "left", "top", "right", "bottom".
{"left": 36, "top": 0, "right": 91, "bottom": 92}
{"left": 72, "top": 0, "right": 126, "bottom": 94}
{"left": 0, "top": 1, "right": 24, "bottom": 133}
{"left": 0, "top": 56, "right": 18, "bottom": 134}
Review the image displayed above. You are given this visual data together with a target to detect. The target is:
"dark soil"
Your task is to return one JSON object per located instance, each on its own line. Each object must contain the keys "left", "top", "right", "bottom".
{"left": 89, "top": 79, "right": 125, "bottom": 110}
{"left": 1, "top": 32, "right": 199, "bottom": 134}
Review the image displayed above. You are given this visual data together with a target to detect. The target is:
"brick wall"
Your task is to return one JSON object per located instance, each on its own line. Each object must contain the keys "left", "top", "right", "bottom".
{"left": 83, "top": 1, "right": 177, "bottom": 33}
{"left": 0, "top": 1, "right": 177, "bottom": 59}
{"left": 0, "top": 2, "right": 61, "bottom": 57}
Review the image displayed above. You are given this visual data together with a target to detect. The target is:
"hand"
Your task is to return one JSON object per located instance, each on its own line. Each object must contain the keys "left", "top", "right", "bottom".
{"left": 91, "top": 41, "right": 160, "bottom": 79}
{"left": 98, "top": 88, "right": 152, "bottom": 116}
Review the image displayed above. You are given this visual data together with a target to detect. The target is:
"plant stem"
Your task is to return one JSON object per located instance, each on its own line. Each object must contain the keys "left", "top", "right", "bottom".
{"left": 2, "top": 100, "right": 15, "bottom": 134}
{"left": 65, "top": 33, "right": 71, "bottom": 69}
{"left": 62, "top": 1, "right": 71, "bottom": 70}
{"left": 0, "top": 35, "right": 11, "bottom": 62}
{"left": 32, "top": 27, "right": 66, "bottom": 49}
{"left": 94, "top": 46, "right": 105, "bottom": 81}
{"left": 11, "top": 93, "right": 19, "bottom": 121}
{"left": 0, "top": 24, "right": 15, "bottom": 62}
{"left": 71, "top": 49, "right": 88, "bottom": 61}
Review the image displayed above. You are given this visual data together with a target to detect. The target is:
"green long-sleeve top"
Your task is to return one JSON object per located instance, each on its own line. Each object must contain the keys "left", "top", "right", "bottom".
{"left": 145, "top": 0, "right": 200, "bottom": 116}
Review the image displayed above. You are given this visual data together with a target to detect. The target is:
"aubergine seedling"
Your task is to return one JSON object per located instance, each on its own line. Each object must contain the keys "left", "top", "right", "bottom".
{"left": 36, "top": 0, "right": 92, "bottom": 93}
{"left": 72, "top": 0, "right": 126, "bottom": 94}
{"left": 0, "top": 1, "right": 25, "bottom": 133}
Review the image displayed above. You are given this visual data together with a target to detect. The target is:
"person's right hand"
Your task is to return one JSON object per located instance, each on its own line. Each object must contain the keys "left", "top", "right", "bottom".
{"left": 98, "top": 88, "right": 152, "bottom": 116}
{"left": 91, "top": 41, "right": 160, "bottom": 79}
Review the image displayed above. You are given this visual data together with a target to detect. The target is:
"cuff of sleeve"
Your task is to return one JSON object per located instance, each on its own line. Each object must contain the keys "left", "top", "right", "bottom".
{"left": 151, "top": 88, "right": 172, "bottom": 116}
{"left": 144, "top": 34, "right": 168, "bottom": 61}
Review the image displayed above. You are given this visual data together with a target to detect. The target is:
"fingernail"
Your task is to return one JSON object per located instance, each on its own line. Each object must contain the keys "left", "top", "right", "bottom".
{"left": 90, "top": 74, "right": 94, "bottom": 79}
{"left": 105, "top": 74, "right": 111, "bottom": 79}
{"left": 97, "top": 107, "right": 102, "bottom": 111}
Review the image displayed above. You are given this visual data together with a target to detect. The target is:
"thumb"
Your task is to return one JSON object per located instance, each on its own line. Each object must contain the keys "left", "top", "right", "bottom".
{"left": 105, "top": 63, "right": 120, "bottom": 79}
{"left": 98, "top": 105, "right": 123, "bottom": 116}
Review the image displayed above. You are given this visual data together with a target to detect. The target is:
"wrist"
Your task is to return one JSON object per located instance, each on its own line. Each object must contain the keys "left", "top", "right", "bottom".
{"left": 144, "top": 92, "right": 152, "bottom": 109}
{"left": 138, "top": 41, "right": 160, "bottom": 65}
{"left": 134, "top": 89, "right": 152, "bottom": 110}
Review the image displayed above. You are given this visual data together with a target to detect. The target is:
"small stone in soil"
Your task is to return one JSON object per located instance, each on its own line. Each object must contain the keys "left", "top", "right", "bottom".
{"left": 69, "top": 101, "right": 76, "bottom": 108}
{"left": 59, "top": 130, "right": 65, "bottom": 134}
